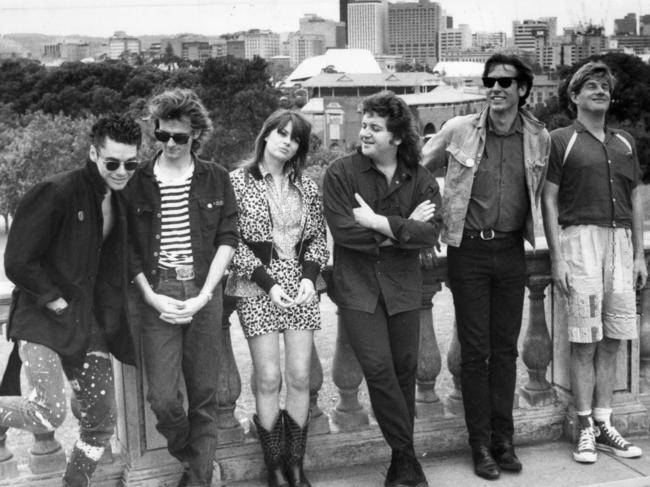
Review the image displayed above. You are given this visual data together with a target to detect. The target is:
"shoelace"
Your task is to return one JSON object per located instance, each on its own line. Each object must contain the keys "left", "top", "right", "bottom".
{"left": 600, "top": 425, "right": 629, "bottom": 448}
{"left": 577, "top": 427, "right": 596, "bottom": 451}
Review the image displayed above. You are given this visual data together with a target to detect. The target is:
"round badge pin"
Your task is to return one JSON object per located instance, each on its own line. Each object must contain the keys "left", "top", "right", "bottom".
{"left": 78, "top": 210, "right": 85, "bottom": 221}
{"left": 466, "top": 158, "right": 475, "bottom": 167}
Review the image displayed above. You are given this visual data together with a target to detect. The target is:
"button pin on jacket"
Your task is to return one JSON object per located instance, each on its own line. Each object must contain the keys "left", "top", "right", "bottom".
{"left": 78, "top": 211, "right": 85, "bottom": 221}
{"left": 466, "top": 158, "right": 475, "bottom": 167}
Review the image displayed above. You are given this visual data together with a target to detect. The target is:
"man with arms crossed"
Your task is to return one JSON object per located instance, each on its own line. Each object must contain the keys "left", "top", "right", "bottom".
{"left": 422, "top": 54, "right": 550, "bottom": 480}
{"left": 542, "top": 61, "right": 647, "bottom": 463}
{"left": 2, "top": 114, "right": 142, "bottom": 486}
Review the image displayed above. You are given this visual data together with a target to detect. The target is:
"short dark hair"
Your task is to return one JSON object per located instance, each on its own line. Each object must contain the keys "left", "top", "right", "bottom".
{"left": 566, "top": 61, "right": 615, "bottom": 114}
{"left": 483, "top": 54, "right": 534, "bottom": 107}
{"left": 90, "top": 113, "right": 142, "bottom": 149}
{"left": 148, "top": 88, "right": 213, "bottom": 152}
{"left": 362, "top": 90, "right": 421, "bottom": 168}
{"left": 241, "top": 109, "right": 312, "bottom": 177}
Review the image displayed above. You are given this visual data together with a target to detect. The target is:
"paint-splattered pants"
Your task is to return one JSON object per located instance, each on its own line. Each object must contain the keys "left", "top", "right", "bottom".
{"left": 0, "top": 335, "right": 116, "bottom": 487}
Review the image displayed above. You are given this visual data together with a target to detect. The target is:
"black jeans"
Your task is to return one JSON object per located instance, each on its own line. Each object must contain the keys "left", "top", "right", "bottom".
{"left": 340, "top": 298, "right": 420, "bottom": 451}
{"left": 139, "top": 277, "right": 223, "bottom": 487}
{"left": 447, "top": 234, "right": 526, "bottom": 448}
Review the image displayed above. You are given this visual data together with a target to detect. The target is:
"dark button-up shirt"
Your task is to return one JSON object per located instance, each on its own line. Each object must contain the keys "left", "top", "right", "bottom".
{"left": 465, "top": 114, "right": 528, "bottom": 232}
{"left": 323, "top": 152, "right": 441, "bottom": 315}
{"left": 546, "top": 120, "right": 641, "bottom": 228}
{"left": 126, "top": 152, "right": 239, "bottom": 287}
{"left": 4, "top": 161, "right": 136, "bottom": 366}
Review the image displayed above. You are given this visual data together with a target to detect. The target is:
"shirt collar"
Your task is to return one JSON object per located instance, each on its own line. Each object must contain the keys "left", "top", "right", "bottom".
{"left": 358, "top": 151, "right": 414, "bottom": 181}
{"left": 84, "top": 160, "right": 107, "bottom": 195}
{"left": 487, "top": 113, "right": 523, "bottom": 135}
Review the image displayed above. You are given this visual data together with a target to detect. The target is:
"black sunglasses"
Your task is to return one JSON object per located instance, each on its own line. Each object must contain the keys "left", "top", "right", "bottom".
{"left": 100, "top": 157, "right": 140, "bottom": 171}
{"left": 154, "top": 129, "right": 192, "bottom": 145}
{"left": 482, "top": 77, "right": 519, "bottom": 88}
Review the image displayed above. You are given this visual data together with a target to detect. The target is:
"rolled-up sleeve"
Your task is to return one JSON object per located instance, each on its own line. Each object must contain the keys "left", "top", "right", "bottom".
{"left": 214, "top": 174, "right": 239, "bottom": 249}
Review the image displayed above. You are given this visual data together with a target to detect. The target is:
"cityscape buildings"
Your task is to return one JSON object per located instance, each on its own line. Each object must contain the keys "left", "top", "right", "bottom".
{"left": 388, "top": 0, "right": 442, "bottom": 66}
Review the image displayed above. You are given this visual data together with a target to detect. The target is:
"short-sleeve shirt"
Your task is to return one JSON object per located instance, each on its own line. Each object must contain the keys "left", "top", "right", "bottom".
{"left": 546, "top": 120, "right": 641, "bottom": 228}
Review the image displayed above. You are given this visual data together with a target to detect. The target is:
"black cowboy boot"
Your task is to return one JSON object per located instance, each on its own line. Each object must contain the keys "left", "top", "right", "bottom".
{"left": 283, "top": 410, "right": 311, "bottom": 487}
{"left": 253, "top": 414, "right": 289, "bottom": 487}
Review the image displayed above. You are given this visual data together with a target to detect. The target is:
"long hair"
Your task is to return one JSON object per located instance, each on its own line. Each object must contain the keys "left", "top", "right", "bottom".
{"left": 362, "top": 90, "right": 421, "bottom": 168}
{"left": 483, "top": 53, "right": 534, "bottom": 107}
{"left": 240, "top": 109, "right": 312, "bottom": 177}
{"left": 148, "top": 88, "right": 213, "bottom": 152}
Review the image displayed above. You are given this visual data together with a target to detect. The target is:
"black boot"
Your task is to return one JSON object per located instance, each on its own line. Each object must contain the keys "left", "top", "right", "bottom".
{"left": 62, "top": 443, "right": 102, "bottom": 487}
{"left": 283, "top": 410, "right": 311, "bottom": 487}
{"left": 385, "top": 445, "right": 428, "bottom": 487}
{"left": 253, "top": 414, "right": 289, "bottom": 487}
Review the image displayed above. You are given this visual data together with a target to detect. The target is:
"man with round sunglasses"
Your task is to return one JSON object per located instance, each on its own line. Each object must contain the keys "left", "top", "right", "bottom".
{"left": 422, "top": 54, "right": 550, "bottom": 480}
{"left": 2, "top": 114, "right": 142, "bottom": 487}
{"left": 126, "top": 88, "right": 238, "bottom": 487}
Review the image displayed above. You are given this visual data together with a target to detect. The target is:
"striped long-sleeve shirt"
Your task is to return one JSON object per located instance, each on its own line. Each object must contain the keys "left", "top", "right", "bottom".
{"left": 157, "top": 176, "right": 193, "bottom": 268}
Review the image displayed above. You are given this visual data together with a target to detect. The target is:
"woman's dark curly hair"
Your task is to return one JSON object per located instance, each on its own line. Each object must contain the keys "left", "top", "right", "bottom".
{"left": 362, "top": 90, "right": 421, "bottom": 168}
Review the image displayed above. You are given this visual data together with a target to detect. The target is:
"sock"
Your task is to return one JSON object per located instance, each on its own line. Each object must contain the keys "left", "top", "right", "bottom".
{"left": 593, "top": 407, "right": 612, "bottom": 427}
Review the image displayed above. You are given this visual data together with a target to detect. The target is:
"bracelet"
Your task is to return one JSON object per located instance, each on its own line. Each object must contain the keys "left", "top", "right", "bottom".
{"left": 199, "top": 291, "right": 213, "bottom": 301}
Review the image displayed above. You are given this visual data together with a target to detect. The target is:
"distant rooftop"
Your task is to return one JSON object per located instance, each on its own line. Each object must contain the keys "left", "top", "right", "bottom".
{"left": 399, "top": 84, "right": 486, "bottom": 105}
{"left": 431, "top": 61, "right": 485, "bottom": 77}
{"left": 302, "top": 72, "right": 443, "bottom": 89}
{"left": 283, "top": 49, "right": 381, "bottom": 85}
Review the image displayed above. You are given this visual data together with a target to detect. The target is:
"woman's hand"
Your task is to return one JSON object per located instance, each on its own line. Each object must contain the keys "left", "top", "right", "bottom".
{"left": 269, "top": 284, "right": 295, "bottom": 309}
{"left": 293, "top": 278, "right": 316, "bottom": 306}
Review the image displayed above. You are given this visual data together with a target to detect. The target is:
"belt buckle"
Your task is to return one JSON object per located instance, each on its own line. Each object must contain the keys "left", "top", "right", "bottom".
{"left": 175, "top": 265, "right": 195, "bottom": 281}
{"left": 480, "top": 229, "right": 495, "bottom": 240}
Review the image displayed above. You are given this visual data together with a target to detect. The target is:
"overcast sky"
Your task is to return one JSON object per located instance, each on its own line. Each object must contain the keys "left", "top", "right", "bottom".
{"left": 0, "top": 0, "right": 645, "bottom": 38}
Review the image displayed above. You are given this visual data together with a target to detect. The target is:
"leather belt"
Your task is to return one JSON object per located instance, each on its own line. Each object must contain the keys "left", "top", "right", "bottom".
{"left": 463, "top": 229, "right": 518, "bottom": 241}
{"left": 158, "top": 265, "right": 195, "bottom": 281}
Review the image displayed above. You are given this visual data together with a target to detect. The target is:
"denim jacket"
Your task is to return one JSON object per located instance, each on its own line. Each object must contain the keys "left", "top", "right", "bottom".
{"left": 422, "top": 106, "right": 550, "bottom": 247}
{"left": 125, "top": 152, "right": 239, "bottom": 288}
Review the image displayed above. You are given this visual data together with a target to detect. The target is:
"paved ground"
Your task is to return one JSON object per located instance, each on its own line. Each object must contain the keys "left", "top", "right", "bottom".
{"left": 225, "top": 438, "right": 650, "bottom": 487}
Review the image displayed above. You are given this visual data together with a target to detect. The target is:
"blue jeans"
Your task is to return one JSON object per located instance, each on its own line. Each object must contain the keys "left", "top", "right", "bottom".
{"left": 0, "top": 328, "right": 116, "bottom": 487}
{"left": 447, "top": 234, "right": 526, "bottom": 448}
{"left": 139, "top": 277, "right": 222, "bottom": 487}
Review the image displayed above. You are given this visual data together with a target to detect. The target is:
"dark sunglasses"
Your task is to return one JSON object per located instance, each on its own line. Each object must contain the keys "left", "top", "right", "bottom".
{"left": 154, "top": 129, "right": 192, "bottom": 145}
{"left": 482, "top": 77, "right": 519, "bottom": 88}
{"left": 101, "top": 158, "right": 140, "bottom": 171}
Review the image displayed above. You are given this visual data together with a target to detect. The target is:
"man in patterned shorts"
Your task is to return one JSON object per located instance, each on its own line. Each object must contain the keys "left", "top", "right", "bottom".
{"left": 543, "top": 61, "right": 647, "bottom": 464}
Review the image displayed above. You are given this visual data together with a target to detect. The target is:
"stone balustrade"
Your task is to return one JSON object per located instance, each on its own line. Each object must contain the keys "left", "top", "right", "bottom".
{"left": 0, "top": 243, "right": 649, "bottom": 486}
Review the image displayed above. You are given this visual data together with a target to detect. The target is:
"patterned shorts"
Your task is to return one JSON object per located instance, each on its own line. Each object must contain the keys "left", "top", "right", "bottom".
{"left": 560, "top": 225, "right": 637, "bottom": 343}
{"left": 236, "top": 259, "right": 321, "bottom": 338}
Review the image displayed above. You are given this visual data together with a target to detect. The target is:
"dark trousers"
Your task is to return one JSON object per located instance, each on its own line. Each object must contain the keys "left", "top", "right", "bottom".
{"left": 447, "top": 235, "right": 526, "bottom": 448}
{"left": 340, "top": 298, "right": 420, "bottom": 451}
{"left": 140, "top": 278, "right": 222, "bottom": 487}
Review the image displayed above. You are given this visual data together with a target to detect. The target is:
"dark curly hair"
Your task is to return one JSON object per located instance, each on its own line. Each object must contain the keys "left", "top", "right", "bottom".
{"left": 148, "top": 88, "right": 213, "bottom": 152}
{"left": 362, "top": 90, "right": 421, "bottom": 168}
{"left": 241, "top": 109, "right": 312, "bottom": 178}
{"left": 90, "top": 113, "right": 142, "bottom": 149}
{"left": 483, "top": 53, "right": 534, "bottom": 107}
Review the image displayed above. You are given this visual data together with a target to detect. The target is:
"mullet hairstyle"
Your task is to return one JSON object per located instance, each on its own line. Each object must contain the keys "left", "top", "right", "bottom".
{"left": 566, "top": 60, "right": 616, "bottom": 114}
{"left": 240, "top": 109, "right": 312, "bottom": 178}
{"left": 90, "top": 113, "right": 142, "bottom": 149}
{"left": 483, "top": 53, "right": 534, "bottom": 107}
{"left": 148, "top": 88, "right": 213, "bottom": 152}
{"left": 362, "top": 90, "right": 421, "bottom": 168}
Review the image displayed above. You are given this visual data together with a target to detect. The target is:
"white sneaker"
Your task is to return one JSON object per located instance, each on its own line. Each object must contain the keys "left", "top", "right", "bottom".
{"left": 594, "top": 421, "right": 642, "bottom": 458}
{"left": 573, "top": 426, "right": 597, "bottom": 463}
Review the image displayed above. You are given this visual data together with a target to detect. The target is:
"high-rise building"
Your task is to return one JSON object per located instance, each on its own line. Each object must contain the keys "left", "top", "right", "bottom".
{"left": 614, "top": 13, "right": 637, "bottom": 35}
{"left": 43, "top": 41, "right": 90, "bottom": 61}
{"left": 299, "top": 14, "right": 346, "bottom": 49}
{"left": 243, "top": 30, "right": 280, "bottom": 59}
{"left": 440, "top": 24, "right": 472, "bottom": 57}
{"left": 388, "top": 0, "right": 441, "bottom": 65}
{"left": 641, "top": 15, "right": 650, "bottom": 35}
{"left": 347, "top": 0, "right": 388, "bottom": 55}
{"left": 512, "top": 18, "right": 557, "bottom": 52}
{"left": 108, "top": 31, "right": 141, "bottom": 60}
{"left": 340, "top": 0, "right": 349, "bottom": 42}
{"left": 472, "top": 32, "right": 507, "bottom": 50}
{"left": 288, "top": 33, "right": 326, "bottom": 67}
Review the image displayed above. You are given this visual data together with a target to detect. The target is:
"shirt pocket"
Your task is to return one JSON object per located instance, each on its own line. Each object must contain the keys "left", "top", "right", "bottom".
{"left": 198, "top": 197, "right": 223, "bottom": 231}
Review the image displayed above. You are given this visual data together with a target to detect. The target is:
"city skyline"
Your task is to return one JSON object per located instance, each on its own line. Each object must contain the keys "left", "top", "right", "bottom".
{"left": 1, "top": 0, "right": 648, "bottom": 38}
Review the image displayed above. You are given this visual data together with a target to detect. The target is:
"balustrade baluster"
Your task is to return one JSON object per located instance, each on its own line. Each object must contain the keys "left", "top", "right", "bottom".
{"left": 416, "top": 275, "right": 443, "bottom": 418}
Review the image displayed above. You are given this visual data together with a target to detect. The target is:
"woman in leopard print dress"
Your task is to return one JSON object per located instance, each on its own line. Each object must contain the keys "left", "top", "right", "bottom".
{"left": 225, "top": 110, "right": 328, "bottom": 487}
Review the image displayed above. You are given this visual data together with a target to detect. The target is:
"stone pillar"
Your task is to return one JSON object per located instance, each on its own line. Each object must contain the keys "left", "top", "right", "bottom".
{"left": 0, "top": 427, "right": 18, "bottom": 478}
{"left": 445, "top": 320, "right": 464, "bottom": 416}
{"left": 519, "top": 275, "right": 556, "bottom": 406}
{"left": 29, "top": 432, "right": 66, "bottom": 474}
{"left": 639, "top": 281, "right": 650, "bottom": 394}
{"left": 416, "top": 270, "right": 443, "bottom": 418}
{"left": 216, "top": 324, "right": 245, "bottom": 444}
{"left": 331, "top": 312, "right": 369, "bottom": 431}
{"left": 309, "top": 343, "right": 330, "bottom": 435}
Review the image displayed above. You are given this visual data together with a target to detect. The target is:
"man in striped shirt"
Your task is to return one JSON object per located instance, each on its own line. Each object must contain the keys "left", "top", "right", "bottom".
{"left": 127, "top": 88, "right": 238, "bottom": 487}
